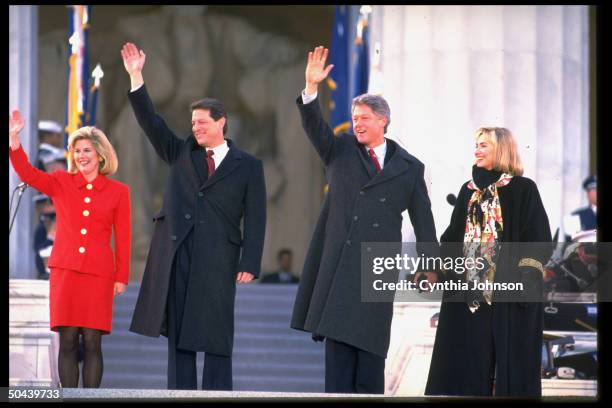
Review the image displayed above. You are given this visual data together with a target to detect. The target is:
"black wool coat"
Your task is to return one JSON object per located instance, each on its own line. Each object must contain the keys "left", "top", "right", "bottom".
{"left": 290, "top": 96, "right": 438, "bottom": 358}
{"left": 425, "top": 172, "right": 552, "bottom": 396}
{"left": 127, "top": 85, "right": 266, "bottom": 356}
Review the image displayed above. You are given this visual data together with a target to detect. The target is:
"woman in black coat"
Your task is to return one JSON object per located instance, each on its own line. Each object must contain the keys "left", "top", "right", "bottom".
{"left": 425, "top": 127, "right": 552, "bottom": 397}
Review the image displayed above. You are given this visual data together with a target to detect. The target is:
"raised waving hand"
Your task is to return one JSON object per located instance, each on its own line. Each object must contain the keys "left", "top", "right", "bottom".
{"left": 8, "top": 110, "right": 25, "bottom": 150}
{"left": 121, "top": 42, "right": 146, "bottom": 90}
{"left": 305, "top": 46, "right": 334, "bottom": 95}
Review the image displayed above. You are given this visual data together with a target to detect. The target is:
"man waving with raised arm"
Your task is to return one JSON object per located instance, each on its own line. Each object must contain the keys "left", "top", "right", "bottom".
{"left": 121, "top": 42, "right": 266, "bottom": 391}
{"left": 291, "top": 46, "right": 438, "bottom": 394}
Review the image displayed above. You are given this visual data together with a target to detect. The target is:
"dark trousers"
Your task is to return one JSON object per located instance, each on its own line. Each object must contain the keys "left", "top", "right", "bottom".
{"left": 166, "top": 233, "right": 232, "bottom": 390}
{"left": 325, "top": 338, "right": 385, "bottom": 394}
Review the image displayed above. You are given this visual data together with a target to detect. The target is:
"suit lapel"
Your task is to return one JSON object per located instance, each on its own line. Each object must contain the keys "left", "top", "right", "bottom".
{"left": 363, "top": 139, "right": 412, "bottom": 189}
{"left": 355, "top": 140, "right": 376, "bottom": 179}
{"left": 191, "top": 148, "right": 208, "bottom": 184}
{"left": 181, "top": 137, "right": 203, "bottom": 191}
{"left": 202, "top": 141, "right": 243, "bottom": 190}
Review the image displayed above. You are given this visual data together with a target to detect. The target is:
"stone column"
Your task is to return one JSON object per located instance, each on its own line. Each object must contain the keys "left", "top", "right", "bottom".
{"left": 9, "top": 5, "right": 38, "bottom": 279}
{"left": 385, "top": 303, "right": 439, "bottom": 396}
{"left": 371, "top": 6, "right": 591, "bottom": 396}
{"left": 369, "top": 5, "right": 590, "bottom": 240}
{"left": 9, "top": 280, "right": 60, "bottom": 387}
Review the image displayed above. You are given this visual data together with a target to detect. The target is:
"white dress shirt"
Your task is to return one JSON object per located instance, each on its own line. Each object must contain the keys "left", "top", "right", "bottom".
{"left": 302, "top": 90, "right": 318, "bottom": 105}
{"left": 206, "top": 141, "right": 229, "bottom": 170}
{"left": 368, "top": 141, "right": 387, "bottom": 171}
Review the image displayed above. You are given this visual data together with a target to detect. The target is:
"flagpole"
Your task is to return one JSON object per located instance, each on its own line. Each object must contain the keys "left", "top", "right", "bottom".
{"left": 81, "top": 5, "right": 91, "bottom": 127}
{"left": 65, "top": 5, "right": 91, "bottom": 139}
{"left": 88, "top": 64, "right": 103, "bottom": 126}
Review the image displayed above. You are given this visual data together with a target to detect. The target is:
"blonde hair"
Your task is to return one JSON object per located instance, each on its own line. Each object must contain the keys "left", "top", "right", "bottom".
{"left": 475, "top": 127, "right": 523, "bottom": 176}
{"left": 67, "top": 126, "right": 118, "bottom": 175}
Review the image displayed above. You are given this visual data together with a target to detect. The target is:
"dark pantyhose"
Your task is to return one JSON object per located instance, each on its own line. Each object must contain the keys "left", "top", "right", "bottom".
{"left": 57, "top": 327, "right": 103, "bottom": 388}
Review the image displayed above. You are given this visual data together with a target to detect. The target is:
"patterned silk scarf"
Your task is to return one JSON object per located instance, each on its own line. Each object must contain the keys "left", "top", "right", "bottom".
{"left": 463, "top": 171, "right": 513, "bottom": 312}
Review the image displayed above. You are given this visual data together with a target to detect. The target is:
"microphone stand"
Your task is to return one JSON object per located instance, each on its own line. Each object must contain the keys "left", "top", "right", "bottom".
{"left": 9, "top": 183, "right": 28, "bottom": 234}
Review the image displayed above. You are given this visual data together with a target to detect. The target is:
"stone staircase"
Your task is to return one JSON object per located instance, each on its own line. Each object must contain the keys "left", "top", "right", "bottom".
{"left": 100, "top": 283, "right": 325, "bottom": 392}
{"left": 9, "top": 280, "right": 598, "bottom": 397}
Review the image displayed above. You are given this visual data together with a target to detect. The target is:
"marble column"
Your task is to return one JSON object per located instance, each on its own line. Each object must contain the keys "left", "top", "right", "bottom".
{"left": 9, "top": 5, "right": 38, "bottom": 279}
{"left": 371, "top": 5, "right": 591, "bottom": 397}
{"left": 9, "top": 280, "right": 60, "bottom": 387}
{"left": 369, "top": 5, "right": 590, "bottom": 240}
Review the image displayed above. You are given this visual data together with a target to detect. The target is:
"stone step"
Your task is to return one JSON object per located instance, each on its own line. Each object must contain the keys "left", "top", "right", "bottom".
{"left": 100, "top": 373, "right": 166, "bottom": 390}
{"left": 102, "top": 344, "right": 323, "bottom": 366}
{"left": 102, "top": 342, "right": 167, "bottom": 359}
{"left": 115, "top": 284, "right": 298, "bottom": 298}
{"left": 102, "top": 357, "right": 323, "bottom": 377}
{"left": 110, "top": 306, "right": 297, "bottom": 320}
{"left": 115, "top": 287, "right": 298, "bottom": 296}
{"left": 105, "top": 332, "right": 314, "bottom": 350}
{"left": 60, "top": 387, "right": 402, "bottom": 399}
{"left": 109, "top": 313, "right": 296, "bottom": 328}
{"left": 100, "top": 373, "right": 324, "bottom": 392}
{"left": 113, "top": 293, "right": 297, "bottom": 303}
{"left": 233, "top": 375, "right": 324, "bottom": 393}
{"left": 109, "top": 319, "right": 301, "bottom": 336}
{"left": 234, "top": 348, "right": 324, "bottom": 365}
{"left": 98, "top": 283, "right": 321, "bottom": 393}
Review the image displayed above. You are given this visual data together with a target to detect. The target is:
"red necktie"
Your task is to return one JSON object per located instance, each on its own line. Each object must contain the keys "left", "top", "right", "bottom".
{"left": 206, "top": 150, "right": 215, "bottom": 177}
{"left": 368, "top": 149, "right": 381, "bottom": 173}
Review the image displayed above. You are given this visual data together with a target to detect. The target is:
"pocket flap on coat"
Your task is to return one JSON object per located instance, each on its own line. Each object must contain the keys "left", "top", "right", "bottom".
{"left": 152, "top": 211, "right": 165, "bottom": 221}
{"left": 228, "top": 233, "right": 243, "bottom": 246}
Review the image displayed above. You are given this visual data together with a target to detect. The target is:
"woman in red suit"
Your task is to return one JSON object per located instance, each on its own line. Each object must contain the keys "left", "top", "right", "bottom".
{"left": 9, "top": 110, "right": 131, "bottom": 388}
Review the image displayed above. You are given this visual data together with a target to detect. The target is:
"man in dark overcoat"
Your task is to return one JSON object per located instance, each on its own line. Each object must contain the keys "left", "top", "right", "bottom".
{"left": 121, "top": 42, "right": 266, "bottom": 390}
{"left": 291, "top": 46, "right": 438, "bottom": 394}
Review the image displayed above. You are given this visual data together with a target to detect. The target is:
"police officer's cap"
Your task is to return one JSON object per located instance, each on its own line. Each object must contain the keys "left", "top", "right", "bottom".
{"left": 582, "top": 175, "right": 597, "bottom": 191}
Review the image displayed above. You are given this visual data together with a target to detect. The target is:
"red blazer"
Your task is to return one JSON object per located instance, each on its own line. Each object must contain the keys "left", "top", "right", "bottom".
{"left": 10, "top": 146, "right": 131, "bottom": 284}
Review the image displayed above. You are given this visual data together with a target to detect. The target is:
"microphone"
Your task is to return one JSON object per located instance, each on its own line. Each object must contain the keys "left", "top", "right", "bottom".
{"left": 9, "top": 182, "right": 29, "bottom": 235}
{"left": 446, "top": 193, "right": 457, "bottom": 207}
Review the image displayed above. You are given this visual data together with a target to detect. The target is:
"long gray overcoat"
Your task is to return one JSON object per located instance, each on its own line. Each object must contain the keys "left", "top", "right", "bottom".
{"left": 291, "top": 96, "right": 437, "bottom": 358}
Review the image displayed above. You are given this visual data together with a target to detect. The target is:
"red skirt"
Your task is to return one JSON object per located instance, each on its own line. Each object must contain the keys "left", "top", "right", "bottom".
{"left": 49, "top": 268, "right": 115, "bottom": 334}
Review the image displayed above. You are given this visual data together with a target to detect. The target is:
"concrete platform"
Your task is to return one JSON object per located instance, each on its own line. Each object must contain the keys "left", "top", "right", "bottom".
{"left": 49, "top": 388, "right": 602, "bottom": 402}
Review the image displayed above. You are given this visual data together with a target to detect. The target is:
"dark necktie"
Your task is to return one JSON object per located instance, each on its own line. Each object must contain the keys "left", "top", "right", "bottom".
{"left": 206, "top": 150, "right": 215, "bottom": 177}
{"left": 368, "top": 148, "right": 381, "bottom": 173}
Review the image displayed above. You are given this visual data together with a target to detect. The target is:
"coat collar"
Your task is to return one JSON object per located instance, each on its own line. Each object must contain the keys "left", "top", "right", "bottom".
{"left": 362, "top": 138, "right": 415, "bottom": 189}
{"left": 202, "top": 138, "right": 243, "bottom": 190}
{"left": 72, "top": 171, "right": 109, "bottom": 191}
{"left": 185, "top": 135, "right": 243, "bottom": 190}
{"left": 355, "top": 140, "right": 377, "bottom": 179}
{"left": 184, "top": 137, "right": 244, "bottom": 190}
